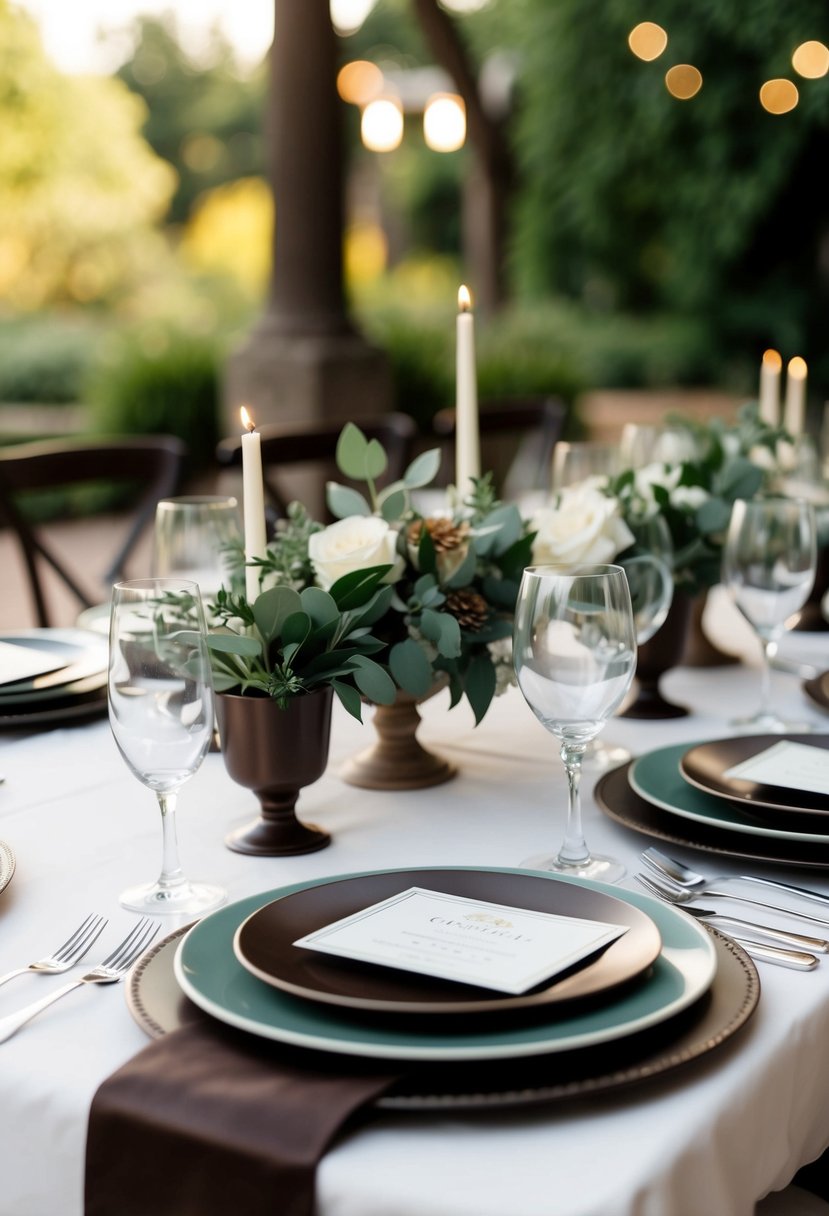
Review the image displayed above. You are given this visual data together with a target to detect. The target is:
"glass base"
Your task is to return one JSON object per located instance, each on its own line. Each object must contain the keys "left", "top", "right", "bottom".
{"left": 119, "top": 878, "right": 227, "bottom": 916}
{"left": 730, "top": 711, "right": 815, "bottom": 735}
{"left": 521, "top": 852, "right": 626, "bottom": 884}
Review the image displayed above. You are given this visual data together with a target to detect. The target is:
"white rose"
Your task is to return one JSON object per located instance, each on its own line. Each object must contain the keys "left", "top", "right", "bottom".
{"left": 671, "top": 485, "right": 709, "bottom": 511}
{"left": 308, "top": 515, "right": 404, "bottom": 591}
{"left": 531, "top": 486, "right": 634, "bottom": 566}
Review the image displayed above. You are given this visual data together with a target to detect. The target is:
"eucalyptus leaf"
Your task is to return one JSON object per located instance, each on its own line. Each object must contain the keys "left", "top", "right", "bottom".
{"left": 444, "top": 544, "right": 477, "bottom": 588}
{"left": 364, "top": 437, "right": 388, "bottom": 480}
{"left": 389, "top": 637, "right": 433, "bottom": 696}
{"left": 326, "top": 483, "right": 372, "bottom": 519}
{"left": 206, "top": 633, "right": 263, "bottom": 658}
{"left": 695, "top": 497, "right": 732, "bottom": 535}
{"left": 348, "top": 656, "right": 396, "bottom": 704}
{"left": 300, "top": 586, "right": 340, "bottom": 628}
{"left": 331, "top": 678, "right": 364, "bottom": 722}
{"left": 253, "top": 586, "right": 303, "bottom": 643}
{"left": 403, "top": 447, "right": 441, "bottom": 489}
{"left": 281, "top": 611, "right": 312, "bottom": 648}
{"left": 380, "top": 488, "right": 407, "bottom": 522}
{"left": 335, "top": 422, "right": 371, "bottom": 479}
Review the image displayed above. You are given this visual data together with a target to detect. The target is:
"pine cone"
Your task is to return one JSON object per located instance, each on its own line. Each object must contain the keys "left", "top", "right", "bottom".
{"left": 408, "top": 517, "right": 470, "bottom": 553}
{"left": 444, "top": 589, "right": 488, "bottom": 631}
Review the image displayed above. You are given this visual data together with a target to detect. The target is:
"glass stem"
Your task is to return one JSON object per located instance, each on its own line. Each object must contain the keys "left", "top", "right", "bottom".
{"left": 155, "top": 790, "right": 185, "bottom": 892}
{"left": 759, "top": 635, "right": 778, "bottom": 719}
{"left": 557, "top": 743, "right": 590, "bottom": 866}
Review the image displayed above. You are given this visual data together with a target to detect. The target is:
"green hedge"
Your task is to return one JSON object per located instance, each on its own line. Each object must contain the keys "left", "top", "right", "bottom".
{"left": 84, "top": 329, "right": 222, "bottom": 471}
{"left": 0, "top": 316, "right": 101, "bottom": 404}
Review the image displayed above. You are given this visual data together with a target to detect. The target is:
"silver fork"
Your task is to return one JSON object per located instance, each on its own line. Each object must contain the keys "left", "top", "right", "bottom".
{"left": 0, "top": 914, "right": 109, "bottom": 988}
{"left": 635, "top": 874, "right": 818, "bottom": 970}
{"left": 635, "top": 871, "right": 828, "bottom": 953}
{"left": 0, "top": 918, "right": 159, "bottom": 1044}
{"left": 641, "top": 847, "right": 829, "bottom": 925}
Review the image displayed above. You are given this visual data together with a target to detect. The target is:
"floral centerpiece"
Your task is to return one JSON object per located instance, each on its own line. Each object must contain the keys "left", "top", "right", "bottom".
{"left": 607, "top": 403, "right": 784, "bottom": 596}
{"left": 210, "top": 424, "right": 538, "bottom": 728}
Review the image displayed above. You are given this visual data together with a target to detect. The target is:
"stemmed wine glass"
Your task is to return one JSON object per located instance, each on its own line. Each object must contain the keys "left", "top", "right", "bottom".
{"left": 108, "top": 578, "right": 226, "bottom": 914}
{"left": 722, "top": 497, "right": 817, "bottom": 733}
{"left": 153, "top": 495, "right": 243, "bottom": 604}
{"left": 513, "top": 564, "right": 637, "bottom": 881}
{"left": 551, "top": 441, "right": 621, "bottom": 492}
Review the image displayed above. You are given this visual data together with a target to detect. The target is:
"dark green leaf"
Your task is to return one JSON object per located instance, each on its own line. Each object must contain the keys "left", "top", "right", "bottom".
{"left": 329, "top": 565, "right": 391, "bottom": 610}
{"left": 464, "top": 653, "right": 497, "bottom": 725}
{"left": 348, "top": 656, "right": 396, "bottom": 704}
{"left": 389, "top": 637, "right": 433, "bottom": 696}
{"left": 300, "top": 586, "right": 340, "bottom": 628}
{"left": 331, "top": 678, "right": 364, "bottom": 721}
{"left": 206, "top": 632, "right": 263, "bottom": 658}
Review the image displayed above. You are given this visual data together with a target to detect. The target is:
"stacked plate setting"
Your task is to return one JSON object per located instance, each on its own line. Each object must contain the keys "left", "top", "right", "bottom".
{"left": 0, "top": 629, "right": 109, "bottom": 728}
{"left": 596, "top": 734, "right": 829, "bottom": 868}
{"left": 128, "top": 866, "right": 761, "bottom": 1108}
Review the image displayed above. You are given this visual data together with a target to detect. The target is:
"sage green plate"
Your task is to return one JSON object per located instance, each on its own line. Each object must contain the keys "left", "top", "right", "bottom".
{"left": 174, "top": 867, "right": 716, "bottom": 1062}
{"left": 630, "top": 742, "right": 829, "bottom": 844}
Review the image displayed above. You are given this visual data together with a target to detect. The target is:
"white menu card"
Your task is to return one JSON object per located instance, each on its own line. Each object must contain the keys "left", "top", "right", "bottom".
{"left": 724, "top": 741, "right": 829, "bottom": 798}
{"left": 294, "top": 887, "right": 628, "bottom": 995}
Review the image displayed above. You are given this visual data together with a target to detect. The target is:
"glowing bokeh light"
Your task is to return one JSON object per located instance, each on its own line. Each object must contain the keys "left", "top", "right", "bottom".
{"left": 361, "top": 98, "right": 404, "bottom": 152}
{"left": 628, "top": 22, "right": 668, "bottom": 62}
{"left": 665, "top": 64, "right": 702, "bottom": 99}
{"left": 792, "top": 40, "right": 829, "bottom": 79}
{"left": 760, "top": 79, "right": 799, "bottom": 114}
{"left": 330, "top": 0, "right": 375, "bottom": 36}
{"left": 337, "top": 60, "right": 384, "bottom": 106}
{"left": 423, "top": 94, "right": 466, "bottom": 152}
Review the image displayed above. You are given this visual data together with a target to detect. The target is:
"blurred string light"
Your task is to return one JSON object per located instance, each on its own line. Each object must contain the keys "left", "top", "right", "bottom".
{"left": 760, "top": 78, "right": 799, "bottom": 114}
{"left": 665, "top": 64, "right": 703, "bottom": 99}
{"left": 361, "top": 97, "right": 404, "bottom": 152}
{"left": 337, "top": 60, "right": 384, "bottom": 105}
{"left": 423, "top": 94, "right": 466, "bottom": 151}
{"left": 629, "top": 24, "right": 829, "bottom": 110}
{"left": 628, "top": 22, "right": 668, "bottom": 62}
{"left": 792, "top": 40, "right": 829, "bottom": 78}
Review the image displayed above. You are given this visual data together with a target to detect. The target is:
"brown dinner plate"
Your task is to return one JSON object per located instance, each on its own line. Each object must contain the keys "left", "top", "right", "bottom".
{"left": 127, "top": 922, "right": 759, "bottom": 1111}
{"left": 595, "top": 761, "right": 829, "bottom": 868}
{"left": 680, "top": 734, "right": 829, "bottom": 817}
{"left": 233, "top": 869, "right": 663, "bottom": 1016}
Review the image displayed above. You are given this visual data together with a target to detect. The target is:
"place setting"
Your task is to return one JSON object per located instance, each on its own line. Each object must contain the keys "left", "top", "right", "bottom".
{"left": 0, "top": 627, "right": 109, "bottom": 729}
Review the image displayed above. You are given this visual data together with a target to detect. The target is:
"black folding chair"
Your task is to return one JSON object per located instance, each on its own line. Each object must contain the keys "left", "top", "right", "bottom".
{"left": 0, "top": 435, "right": 187, "bottom": 627}
{"left": 216, "top": 413, "right": 418, "bottom": 522}
{"left": 431, "top": 397, "right": 567, "bottom": 498}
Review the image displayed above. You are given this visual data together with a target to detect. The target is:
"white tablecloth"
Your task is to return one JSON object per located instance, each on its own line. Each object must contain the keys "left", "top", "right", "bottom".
{"left": 2, "top": 600, "right": 829, "bottom": 1216}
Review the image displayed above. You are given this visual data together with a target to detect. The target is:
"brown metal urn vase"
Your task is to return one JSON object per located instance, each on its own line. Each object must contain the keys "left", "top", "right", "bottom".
{"left": 340, "top": 684, "right": 457, "bottom": 791}
{"left": 620, "top": 592, "right": 692, "bottom": 720}
{"left": 216, "top": 688, "right": 333, "bottom": 856}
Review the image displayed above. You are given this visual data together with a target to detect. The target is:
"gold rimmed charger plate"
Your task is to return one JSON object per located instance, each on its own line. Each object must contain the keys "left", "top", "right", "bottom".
{"left": 233, "top": 868, "right": 662, "bottom": 1016}
{"left": 127, "top": 918, "right": 759, "bottom": 1111}
{"left": 680, "top": 734, "right": 829, "bottom": 818}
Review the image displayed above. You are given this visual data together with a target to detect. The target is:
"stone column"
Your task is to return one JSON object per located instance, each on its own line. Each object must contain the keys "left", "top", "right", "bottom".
{"left": 222, "top": 0, "right": 391, "bottom": 433}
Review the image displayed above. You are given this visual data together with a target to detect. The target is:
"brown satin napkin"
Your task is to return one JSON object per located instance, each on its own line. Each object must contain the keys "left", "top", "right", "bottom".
{"left": 84, "top": 1017, "right": 400, "bottom": 1216}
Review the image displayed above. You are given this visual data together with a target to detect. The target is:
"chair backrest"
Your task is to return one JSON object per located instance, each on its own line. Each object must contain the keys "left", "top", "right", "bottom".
{"left": 215, "top": 413, "right": 418, "bottom": 521}
{"left": 0, "top": 434, "right": 188, "bottom": 627}
{"left": 431, "top": 397, "right": 567, "bottom": 499}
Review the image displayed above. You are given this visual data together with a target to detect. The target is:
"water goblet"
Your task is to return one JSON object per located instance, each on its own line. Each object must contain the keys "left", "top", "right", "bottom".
{"left": 513, "top": 564, "right": 637, "bottom": 881}
{"left": 551, "top": 441, "right": 621, "bottom": 492}
{"left": 152, "top": 496, "right": 243, "bottom": 605}
{"left": 722, "top": 497, "right": 817, "bottom": 732}
{"left": 108, "top": 578, "right": 226, "bottom": 914}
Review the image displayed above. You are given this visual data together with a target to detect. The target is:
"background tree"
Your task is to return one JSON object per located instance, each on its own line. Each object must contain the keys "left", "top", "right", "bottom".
{"left": 512, "top": 0, "right": 829, "bottom": 396}
{"left": 0, "top": 0, "right": 174, "bottom": 311}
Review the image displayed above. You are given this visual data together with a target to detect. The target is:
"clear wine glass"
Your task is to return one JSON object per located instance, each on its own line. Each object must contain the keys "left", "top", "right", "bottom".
{"left": 722, "top": 497, "right": 817, "bottom": 733}
{"left": 551, "top": 441, "right": 621, "bottom": 492}
{"left": 108, "top": 578, "right": 226, "bottom": 914}
{"left": 513, "top": 564, "right": 637, "bottom": 881}
{"left": 586, "top": 516, "right": 674, "bottom": 768}
{"left": 152, "top": 496, "right": 243, "bottom": 605}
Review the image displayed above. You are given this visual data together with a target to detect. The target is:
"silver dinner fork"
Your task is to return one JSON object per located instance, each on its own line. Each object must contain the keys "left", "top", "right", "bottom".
{"left": 635, "top": 874, "right": 819, "bottom": 970}
{"left": 641, "top": 847, "right": 829, "bottom": 925}
{"left": 0, "top": 917, "right": 159, "bottom": 1044}
{"left": 0, "top": 913, "right": 108, "bottom": 988}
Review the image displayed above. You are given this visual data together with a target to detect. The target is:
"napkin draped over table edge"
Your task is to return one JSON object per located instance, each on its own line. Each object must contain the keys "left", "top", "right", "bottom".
{"left": 84, "top": 1018, "right": 400, "bottom": 1216}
